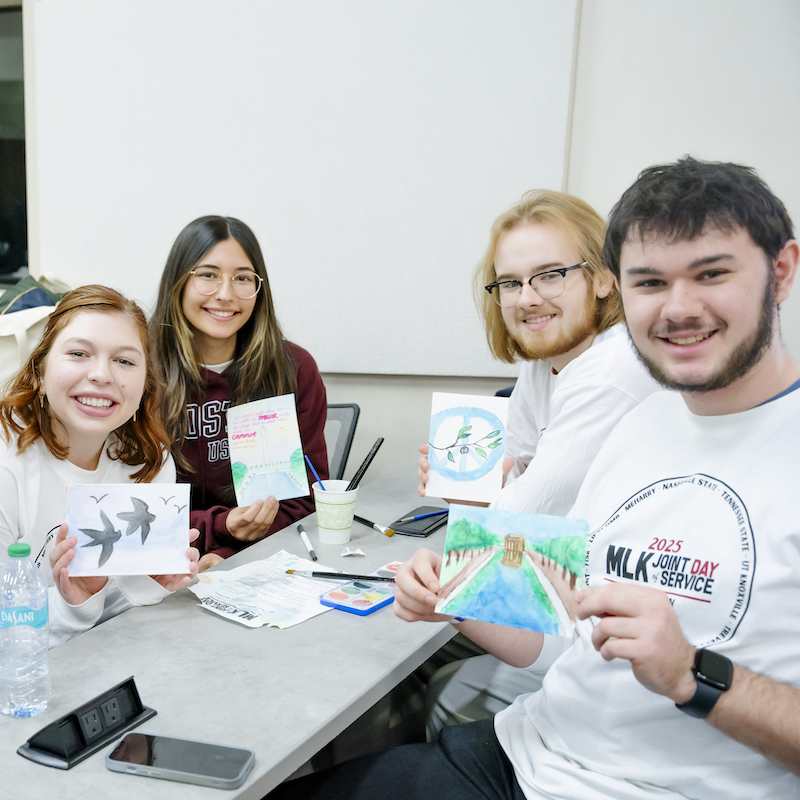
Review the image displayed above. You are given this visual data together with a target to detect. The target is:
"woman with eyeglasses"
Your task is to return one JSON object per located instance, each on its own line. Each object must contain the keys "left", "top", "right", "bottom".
{"left": 151, "top": 217, "right": 328, "bottom": 568}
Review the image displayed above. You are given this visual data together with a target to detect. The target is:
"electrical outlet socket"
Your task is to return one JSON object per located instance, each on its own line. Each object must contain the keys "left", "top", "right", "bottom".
{"left": 100, "top": 697, "right": 121, "bottom": 727}
{"left": 78, "top": 708, "right": 103, "bottom": 741}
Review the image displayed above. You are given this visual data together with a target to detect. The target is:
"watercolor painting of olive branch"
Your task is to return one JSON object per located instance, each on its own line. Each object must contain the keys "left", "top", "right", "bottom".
{"left": 430, "top": 424, "right": 504, "bottom": 465}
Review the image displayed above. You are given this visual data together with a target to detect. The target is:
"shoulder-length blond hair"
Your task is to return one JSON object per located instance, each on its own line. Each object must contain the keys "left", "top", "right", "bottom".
{"left": 473, "top": 189, "right": 623, "bottom": 364}
{"left": 150, "top": 216, "right": 297, "bottom": 472}
{"left": 0, "top": 285, "right": 170, "bottom": 482}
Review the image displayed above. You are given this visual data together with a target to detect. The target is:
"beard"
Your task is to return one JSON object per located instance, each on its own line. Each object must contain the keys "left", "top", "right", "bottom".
{"left": 514, "top": 286, "right": 598, "bottom": 361}
{"left": 632, "top": 274, "right": 776, "bottom": 393}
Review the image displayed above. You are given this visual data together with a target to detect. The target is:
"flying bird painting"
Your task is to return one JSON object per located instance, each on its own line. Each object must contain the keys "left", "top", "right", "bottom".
{"left": 117, "top": 497, "right": 157, "bottom": 544}
{"left": 79, "top": 510, "right": 122, "bottom": 568}
{"left": 66, "top": 483, "right": 192, "bottom": 577}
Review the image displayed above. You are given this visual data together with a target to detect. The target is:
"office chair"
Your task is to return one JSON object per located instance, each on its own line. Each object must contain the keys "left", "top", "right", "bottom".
{"left": 324, "top": 403, "right": 360, "bottom": 480}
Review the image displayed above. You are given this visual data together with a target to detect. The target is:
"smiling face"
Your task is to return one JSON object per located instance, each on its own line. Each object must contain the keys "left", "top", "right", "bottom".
{"left": 181, "top": 237, "right": 258, "bottom": 364}
{"left": 41, "top": 311, "right": 147, "bottom": 467}
{"left": 618, "top": 225, "right": 795, "bottom": 410}
{"left": 495, "top": 223, "right": 609, "bottom": 370}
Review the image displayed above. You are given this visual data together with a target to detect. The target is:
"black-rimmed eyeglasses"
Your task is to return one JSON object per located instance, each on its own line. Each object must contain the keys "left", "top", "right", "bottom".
{"left": 485, "top": 262, "right": 587, "bottom": 307}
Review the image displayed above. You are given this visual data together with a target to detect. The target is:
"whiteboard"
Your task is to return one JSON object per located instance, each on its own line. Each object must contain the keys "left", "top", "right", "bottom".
{"left": 27, "top": 0, "right": 577, "bottom": 377}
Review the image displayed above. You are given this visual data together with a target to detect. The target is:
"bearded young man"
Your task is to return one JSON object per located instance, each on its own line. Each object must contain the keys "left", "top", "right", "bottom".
{"left": 420, "top": 189, "right": 661, "bottom": 517}
{"left": 419, "top": 190, "right": 661, "bottom": 735}
{"left": 269, "top": 158, "right": 800, "bottom": 800}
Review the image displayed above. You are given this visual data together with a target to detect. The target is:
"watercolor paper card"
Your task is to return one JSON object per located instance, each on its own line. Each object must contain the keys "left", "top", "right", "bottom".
{"left": 226, "top": 393, "right": 309, "bottom": 505}
{"left": 425, "top": 392, "right": 509, "bottom": 503}
{"left": 435, "top": 504, "right": 589, "bottom": 636}
{"left": 66, "top": 484, "right": 191, "bottom": 577}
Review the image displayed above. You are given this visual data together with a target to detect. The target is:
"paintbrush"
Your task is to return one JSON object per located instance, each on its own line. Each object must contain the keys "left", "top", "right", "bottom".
{"left": 354, "top": 514, "right": 395, "bottom": 537}
{"left": 285, "top": 569, "right": 395, "bottom": 583}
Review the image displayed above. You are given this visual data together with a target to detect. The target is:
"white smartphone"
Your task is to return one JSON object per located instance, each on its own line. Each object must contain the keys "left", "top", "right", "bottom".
{"left": 106, "top": 732, "right": 255, "bottom": 789}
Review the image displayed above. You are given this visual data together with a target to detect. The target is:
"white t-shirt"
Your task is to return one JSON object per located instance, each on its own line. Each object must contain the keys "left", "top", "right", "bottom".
{"left": 496, "top": 388, "right": 800, "bottom": 800}
{"left": 0, "top": 436, "right": 175, "bottom": 647}
{"left": 493, "top": 323, "right": 662, "bottom": 517}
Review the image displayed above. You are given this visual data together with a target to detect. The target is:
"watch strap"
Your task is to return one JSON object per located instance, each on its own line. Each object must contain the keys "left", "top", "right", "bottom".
{"left": 675, "top": 648, "right": 733, "bottom": 719}
{"left": 675, "top": 678, "right": 724, "bottom": 718}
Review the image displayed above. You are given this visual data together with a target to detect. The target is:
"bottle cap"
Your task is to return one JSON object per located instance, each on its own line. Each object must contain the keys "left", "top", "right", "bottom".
{"left": 8, "top": 543, "right": 31, "bottom": 558}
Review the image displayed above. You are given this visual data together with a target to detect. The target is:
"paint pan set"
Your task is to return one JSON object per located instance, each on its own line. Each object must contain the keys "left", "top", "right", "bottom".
{"left": 319, "top": 562, "right": 401, "bottom": 616}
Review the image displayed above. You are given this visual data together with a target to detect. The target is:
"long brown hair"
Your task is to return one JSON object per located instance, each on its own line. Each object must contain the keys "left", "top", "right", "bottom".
{"left": 0, "top": 285, "right": 170, "bottom": 482}
{"left": 473, "top": 189, "right": 624, "bottom": 364}
{"left": 150, "top": 216, "right": 297, "bottom": 472}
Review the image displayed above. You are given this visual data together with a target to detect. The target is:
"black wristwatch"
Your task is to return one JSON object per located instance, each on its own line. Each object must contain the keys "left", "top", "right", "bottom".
{"left": 675, "top": 648, "right": 734, "bottom": 718}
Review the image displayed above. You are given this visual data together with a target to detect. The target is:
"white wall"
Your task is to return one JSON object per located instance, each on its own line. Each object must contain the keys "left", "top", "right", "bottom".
{"left": 24, "top": 0, "right": 576, "bottom": 379}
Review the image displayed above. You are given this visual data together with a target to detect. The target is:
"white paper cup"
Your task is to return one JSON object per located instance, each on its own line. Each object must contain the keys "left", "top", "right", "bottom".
{"left": 313, "top": 481, "right": 358, "bottom": 544}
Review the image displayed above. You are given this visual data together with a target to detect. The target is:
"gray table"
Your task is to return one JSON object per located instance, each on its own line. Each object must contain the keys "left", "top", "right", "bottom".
{"left": 2, "top": 465, "right": 453, "bottom": 798}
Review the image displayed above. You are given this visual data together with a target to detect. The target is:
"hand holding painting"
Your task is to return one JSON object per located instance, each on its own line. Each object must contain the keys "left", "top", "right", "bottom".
{"left": 434, "top": 505, "right": 588, "bottom": 636}
{"left": 49, "top": 524, "right": 108, "bottom": 605}
{"left": 226, "top": 499, "right": 280, "bottom": 542}
{"left": 392, "top": 548, "right": 454, "bottom": 624}
{"left": 418, "top": 443, "right": 516, "bottom": 502}
{"left": 50, "top": 523, "right": 202, "bottom": 606}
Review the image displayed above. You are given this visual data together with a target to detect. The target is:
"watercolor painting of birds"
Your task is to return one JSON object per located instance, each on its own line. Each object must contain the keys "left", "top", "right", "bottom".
{"left": 80, "top": 510, "right": 122, "bottom": 567}
{"left": 117, "top": 497, "right": 157, "bottom": 544}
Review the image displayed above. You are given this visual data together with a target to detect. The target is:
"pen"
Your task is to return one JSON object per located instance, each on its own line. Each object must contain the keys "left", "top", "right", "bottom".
{"left": 345, "top": 437, "right": 384, "bottom": 491}
{"left": 354, "top": 514, "right": 395, "bottom": 537}
{"left": 285, "top": 569, "right": 395, "bottom": 583}
{"left": 397, "top": 509, "right": 449, "bottom": 523}
{"left": 297, "top": 524, "right": 317, "bottom": 561}
{"left": 305, "top": 455, "right": 326, "bottom": 491}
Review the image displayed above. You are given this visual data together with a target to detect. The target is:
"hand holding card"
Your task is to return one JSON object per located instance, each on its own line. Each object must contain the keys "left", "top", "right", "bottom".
{"left": 66, "top": 484, "right": 191, "bottom": 577}
{"left": 434, "top": 504, "right": 588, "bottom": 636}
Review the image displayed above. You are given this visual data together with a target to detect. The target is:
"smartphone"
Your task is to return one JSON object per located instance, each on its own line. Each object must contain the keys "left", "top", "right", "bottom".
{"left": 390, "top": 505, "right": 449, "bottom": 537}
{"left": 106, "top": 733, "right": 255, "bottom": 789}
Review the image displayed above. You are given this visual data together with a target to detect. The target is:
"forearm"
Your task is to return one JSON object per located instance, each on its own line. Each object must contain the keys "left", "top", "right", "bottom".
{"left": 706, "top": 664, "right": 800, "bottom": 776}
{"left": 451, "top": 618, "right": 544, "bottom": 668}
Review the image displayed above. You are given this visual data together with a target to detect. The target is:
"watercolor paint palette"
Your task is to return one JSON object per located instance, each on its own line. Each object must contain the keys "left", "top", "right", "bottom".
{"left": 319, "top": 579, "right": 396, "bottom": 616}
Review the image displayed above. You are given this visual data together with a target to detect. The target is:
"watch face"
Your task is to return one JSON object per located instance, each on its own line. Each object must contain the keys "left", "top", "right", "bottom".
{"left": 695, "top": 648, "right": 734, "bottom": 691}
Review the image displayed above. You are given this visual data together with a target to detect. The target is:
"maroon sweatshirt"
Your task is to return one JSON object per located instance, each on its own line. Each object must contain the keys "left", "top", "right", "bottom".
{"left": 178, "top": 343, "right": 329, "bottom": 558}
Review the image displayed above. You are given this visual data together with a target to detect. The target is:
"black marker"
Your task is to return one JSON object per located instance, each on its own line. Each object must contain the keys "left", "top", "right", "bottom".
{"left": 297, "top": 524, "right": 317, "bottom": 561}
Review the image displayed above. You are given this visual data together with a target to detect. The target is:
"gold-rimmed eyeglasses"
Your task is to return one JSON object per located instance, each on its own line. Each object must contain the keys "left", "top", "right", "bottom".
{"left": 188, "top": 268, "right": 263, "bottom": 300}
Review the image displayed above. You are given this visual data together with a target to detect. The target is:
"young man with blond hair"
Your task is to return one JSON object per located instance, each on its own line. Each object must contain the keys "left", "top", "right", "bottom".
{"left": 420, "top": 189, "right": 660, "bottom": 733}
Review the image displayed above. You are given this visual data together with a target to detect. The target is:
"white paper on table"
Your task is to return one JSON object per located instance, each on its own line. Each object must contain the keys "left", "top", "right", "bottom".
{"left": 188, "top": 549, "right": 337, "bottom": 628}
{"left": 66, "top": 484, "right": 191, "bottom": 577}
{"left": 425, "top": 392, "right": 509, "bottom": 503}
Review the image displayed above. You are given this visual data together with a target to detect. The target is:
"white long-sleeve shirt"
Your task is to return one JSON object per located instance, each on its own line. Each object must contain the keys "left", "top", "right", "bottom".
{"left": 0, "top": 435, "right": 174, "bottom": 647}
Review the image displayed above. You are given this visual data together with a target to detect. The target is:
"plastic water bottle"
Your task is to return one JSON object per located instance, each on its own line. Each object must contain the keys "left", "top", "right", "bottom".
{"left": 0, "top": 543, "right": 51, "bottom": 717}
